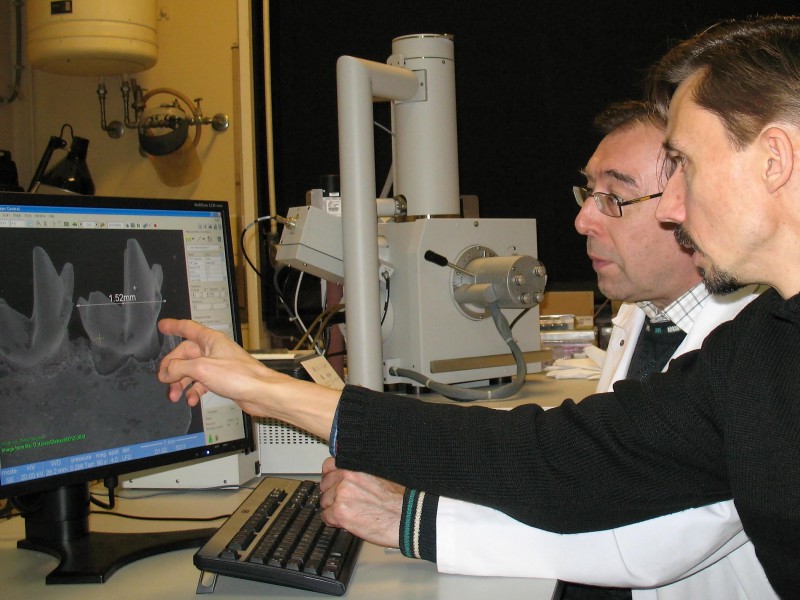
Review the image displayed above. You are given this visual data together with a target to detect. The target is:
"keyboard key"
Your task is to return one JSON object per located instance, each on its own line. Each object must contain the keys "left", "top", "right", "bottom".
{"left": 227, "top": 529, "right": 256, "bottom": 551}
{"left": 322, "top": 530, "right": 355, "bottom": 578}
{"left": 218, "top": 548, "right": 239, "bottom": 560}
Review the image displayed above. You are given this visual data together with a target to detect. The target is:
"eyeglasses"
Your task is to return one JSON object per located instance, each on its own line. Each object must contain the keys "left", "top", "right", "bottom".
{"left": 573, "top": 186, "right": 662, "bottom": 218}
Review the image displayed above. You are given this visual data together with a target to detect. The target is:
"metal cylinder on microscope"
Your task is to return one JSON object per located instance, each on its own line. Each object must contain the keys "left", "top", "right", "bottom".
{"left": 389, "top": 34, "right": 460, "bottom": 217}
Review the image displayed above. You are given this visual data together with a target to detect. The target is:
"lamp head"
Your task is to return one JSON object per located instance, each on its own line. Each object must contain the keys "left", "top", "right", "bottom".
{"left": 39, "top": 136, "right": 95, "bottom": 195}
{"left": 28, "top": 125, "right": 95, "bottom": 195}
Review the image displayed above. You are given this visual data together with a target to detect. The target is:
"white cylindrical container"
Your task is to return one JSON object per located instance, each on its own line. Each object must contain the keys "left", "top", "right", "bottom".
{"left": 26, "top": 0, "right": 158, "bottom": 76}
{"left": 389, "top": 34, "right": 460, "bottom": 217}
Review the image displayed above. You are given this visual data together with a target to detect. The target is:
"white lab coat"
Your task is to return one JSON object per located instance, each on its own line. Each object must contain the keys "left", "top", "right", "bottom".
{"left": 436, "top": 285, "right": 777, "bottom": 599}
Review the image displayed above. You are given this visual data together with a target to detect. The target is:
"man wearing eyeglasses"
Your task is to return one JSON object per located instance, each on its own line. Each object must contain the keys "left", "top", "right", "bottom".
{"left": 318, "top": 100, "right": 767, "bottom": 600}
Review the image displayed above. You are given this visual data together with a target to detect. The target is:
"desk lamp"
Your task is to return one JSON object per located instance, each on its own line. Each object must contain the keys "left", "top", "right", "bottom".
{"left": 27, "top": 124, "right": 95, "bottom": 195}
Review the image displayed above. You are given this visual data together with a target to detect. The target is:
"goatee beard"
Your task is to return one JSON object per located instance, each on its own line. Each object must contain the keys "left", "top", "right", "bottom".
{"left": 702, "top": 266, "right": 744, "bottom": 295}
{"left": 674, "top": 226, "right": 743, "bottom": 295}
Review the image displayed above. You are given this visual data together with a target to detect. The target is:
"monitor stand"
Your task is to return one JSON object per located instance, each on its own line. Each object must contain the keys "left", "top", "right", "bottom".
{"left": 16, "top": 482, "right": 216, "bottom": 584}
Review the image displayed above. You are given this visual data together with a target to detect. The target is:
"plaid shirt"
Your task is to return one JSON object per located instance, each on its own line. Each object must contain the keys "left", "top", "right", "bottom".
{"left": 636, "top": 282, "right": 709, "bottom": 332}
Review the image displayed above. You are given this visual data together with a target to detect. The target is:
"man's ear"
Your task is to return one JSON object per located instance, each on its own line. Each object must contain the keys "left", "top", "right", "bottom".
{"left": 762, "top": 126, "right": 795, "bottom": 194}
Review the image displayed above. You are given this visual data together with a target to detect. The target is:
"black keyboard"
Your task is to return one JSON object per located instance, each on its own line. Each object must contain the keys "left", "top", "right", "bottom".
{"left": 194, "top": 476, "right": 362, "bottom": 596}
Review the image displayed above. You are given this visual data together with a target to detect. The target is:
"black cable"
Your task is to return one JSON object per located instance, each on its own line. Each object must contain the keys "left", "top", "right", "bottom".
{"left": 239, "top": 214, "right": 305, "bottom": 338}
{"left": 89, "top": 483, "right": 259, "bottom": 501}
{"left": 510, "top": 307, "right": 532, "bottom": 330}
{"left": 89, "top": 475, "right": 118, "bottom": 510}
{"left": 241, "top": 214, "right": 282, "bottom": 280}
{"left": 85, "top": 482, "right": 261, "bottom": 523}
{"left": 89, "top": 510, "right": 231, "bottom": 523}
{"left": 380, "top": 274, "right": 391, "bottom": 326}
{"left": 241, "top": 224, "right": 262, "bottom": 278}
{"left": 274, "top": 264, "right": 307, "bottom": 338}
{"left": 323, "top": 322, "right": 333, "bottom": 354}
{"left": 241, "top": 214, "right": 335, "bottom": 343}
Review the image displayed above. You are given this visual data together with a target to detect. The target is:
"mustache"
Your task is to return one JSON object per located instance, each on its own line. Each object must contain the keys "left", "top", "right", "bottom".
{"left": 673, "top": 225, "right": 698, "bottom": 250}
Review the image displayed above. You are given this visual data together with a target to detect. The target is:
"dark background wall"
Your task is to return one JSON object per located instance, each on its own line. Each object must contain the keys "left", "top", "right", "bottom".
{"left": 258, "top": 1, "right": 799, "bottom": 331}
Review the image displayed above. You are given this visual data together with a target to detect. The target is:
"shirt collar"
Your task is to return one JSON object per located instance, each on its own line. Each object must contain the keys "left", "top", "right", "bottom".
{"left": 636, "top": 282, "right": 709, "bottom": 333}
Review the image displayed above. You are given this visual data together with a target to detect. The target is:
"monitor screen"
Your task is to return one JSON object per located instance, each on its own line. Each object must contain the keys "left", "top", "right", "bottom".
{"left": 0, "top": 192, "right": 252, "bottom": 583}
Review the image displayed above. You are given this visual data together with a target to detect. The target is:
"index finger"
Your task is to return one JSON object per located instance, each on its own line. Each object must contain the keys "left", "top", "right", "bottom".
{"left": 158, "top": 318, "right": 207, "bottom": 341}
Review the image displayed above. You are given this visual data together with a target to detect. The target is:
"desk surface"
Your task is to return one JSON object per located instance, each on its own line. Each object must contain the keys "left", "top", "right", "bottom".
{"left": 0, "top": 485, "right": 559, "bottom": 600}
{"left": 494, "top": 373, "right": 596, "bottom": 408}
{"left": 423, "top": 373, "right": 597, "bottom": 409}
{"left": 0, "top": 376, "right": 595, "bottom": 599}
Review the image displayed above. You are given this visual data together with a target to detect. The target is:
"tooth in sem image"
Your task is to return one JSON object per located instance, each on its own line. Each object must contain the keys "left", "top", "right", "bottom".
{"left": 78, "top": 239, "right": 164, "bottom": 374}
{"left": 0, "top": 246, "right": 74, "bottom": 369}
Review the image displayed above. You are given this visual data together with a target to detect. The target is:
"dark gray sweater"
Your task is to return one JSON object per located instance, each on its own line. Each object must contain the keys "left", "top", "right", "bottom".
{"left": 334, "top": 288, "right": 800, "bottom": 599}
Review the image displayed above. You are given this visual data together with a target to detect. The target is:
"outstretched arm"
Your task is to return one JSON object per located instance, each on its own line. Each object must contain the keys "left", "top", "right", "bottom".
{"left": 157, "top": 318, "right": 341, "bottom": 440}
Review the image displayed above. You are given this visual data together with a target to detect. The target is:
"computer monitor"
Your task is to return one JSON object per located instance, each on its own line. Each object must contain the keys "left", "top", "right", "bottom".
{"left": 0, "top": 192, "right": 253, "bottom": 583}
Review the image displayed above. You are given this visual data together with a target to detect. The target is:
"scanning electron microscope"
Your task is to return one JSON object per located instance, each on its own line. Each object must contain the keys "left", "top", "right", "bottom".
{"left": 275, "top": 34, "right": 548, "bottom": 398}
